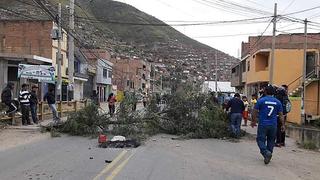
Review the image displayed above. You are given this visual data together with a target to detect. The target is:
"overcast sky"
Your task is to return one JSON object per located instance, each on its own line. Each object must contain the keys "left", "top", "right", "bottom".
{"left": 116, "top": 0, "right": 320, "bottom": 58}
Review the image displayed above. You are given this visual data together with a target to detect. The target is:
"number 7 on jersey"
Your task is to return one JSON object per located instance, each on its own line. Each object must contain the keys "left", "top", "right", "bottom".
{"left": 267, "top": 106, "right": 274, "bottom": 116}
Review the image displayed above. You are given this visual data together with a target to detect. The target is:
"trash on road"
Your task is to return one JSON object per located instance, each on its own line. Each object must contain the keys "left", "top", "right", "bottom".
{"left": 111, "top": 135, "right": 126, "bottom": 142}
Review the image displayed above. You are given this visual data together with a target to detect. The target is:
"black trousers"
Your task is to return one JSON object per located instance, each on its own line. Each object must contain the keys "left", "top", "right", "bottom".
{"left": 4, "top": 101, "right": 18, "bottom": 114}
{"left": 109, "top": 105, "right": 115, "bottom": 115}
{"left": 21, "top": 105, "right": 31, "bottom": 125}
{"left": 276, "top": 115, "right": 286, "bottom": 145}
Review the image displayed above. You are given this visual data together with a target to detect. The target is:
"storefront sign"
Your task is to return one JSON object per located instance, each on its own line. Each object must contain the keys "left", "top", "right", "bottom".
{"left": 18, "top": 64, "right": 55, "bottom": 83}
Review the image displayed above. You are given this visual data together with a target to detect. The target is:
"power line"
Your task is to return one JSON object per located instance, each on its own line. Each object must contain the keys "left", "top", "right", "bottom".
{"left": 74, "top": 15, "right": 272, "bottom": 26}
{"left": 191, "top": 32, "right": 265, "bottom": 38}
{"left": 281, "top": 0, "right": 296, "bottom": 13}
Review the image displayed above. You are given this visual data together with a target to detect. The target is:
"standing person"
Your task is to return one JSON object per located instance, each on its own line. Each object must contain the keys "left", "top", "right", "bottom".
{"left": 1, "top": 82, "right": 18, "bottom": 115}
{"left": 91, "top": 90, "right": 100, "bottom": 106}
{"left": 107, "top": 93, "right": 116, "bottom": 116}
{"left": 251, "top": 85, "right": 285, "bottom": 165}
{"left": 44, "top": 88, "right": 61, "bottom": 124}
{"left": 19, "top": 84, "right": 32, "bottom": 125}
{"left": 143, "top": 93, "right": 148, "bottom": 107}
{"left": 29, "top": 85, "right": 39, "bottom": 124}
{"left": 250, "top": 94, "right": 258, "bottom": 127}
{"left": 242, "top": 96, "right": 249, "bottom": 126}
{"left": 131, "top": 92, "right": 138, "bottom": 111}
{"left": 275, "top": 85, "right": 291, "bottom": 147}
{"left": 226, "top": 93, "right": 245, "bottom": 138}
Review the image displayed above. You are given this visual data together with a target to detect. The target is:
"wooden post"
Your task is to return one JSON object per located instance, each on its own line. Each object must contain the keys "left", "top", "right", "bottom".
{"left": 59, "top": 101, "right": 63, "bottom": 117}
{"left": 84, "top": 99, "right": 87, "bottom": 107}
{"left": 74, "top": 101, "right": 77, "bottom": 112}
{"left": 40, "top": 102, "right": 44, "bottom": 121}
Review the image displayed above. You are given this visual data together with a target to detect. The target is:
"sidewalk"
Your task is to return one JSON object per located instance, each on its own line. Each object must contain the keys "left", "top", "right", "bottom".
{"left": 7, "top": 117, "right": 68, "bottom": 131}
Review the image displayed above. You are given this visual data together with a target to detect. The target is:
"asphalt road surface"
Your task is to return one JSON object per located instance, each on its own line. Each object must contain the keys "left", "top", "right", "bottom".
{"left": 0, "top": 133, "right": 319, "bottom": 180}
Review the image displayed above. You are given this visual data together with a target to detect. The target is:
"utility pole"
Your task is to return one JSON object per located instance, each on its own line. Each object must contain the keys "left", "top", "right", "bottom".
{"left": 215, "top": 51, "right": 218, "bottom": 95}
{"left": 152, "top": 65, "right": 155, "bottom": 93}
{"left": 301, "top": 18, "right": 308, "bottom": 124}
{"left": 269, "top": 3, "right": 277, "bottom": 85}
{"left": 160, "top": 73, "right": 163, "bottom": 94}
{"left": 68, "top": 0, "right": 75, "bottom": 101}
{"left": 57, "top": 3, "right": 62, "bottom": 102}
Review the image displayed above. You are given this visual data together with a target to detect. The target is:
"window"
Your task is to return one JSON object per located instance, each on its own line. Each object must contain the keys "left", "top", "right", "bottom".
{"left": 103, "top": 68, "right": 108, "bottom": 78}
{"left": 247, "top": 61, "right": 250, "bottom": 71}
{"left": 242, "top": 62, "right": 246, "bottom": 72}
{"left": 142, "top": 83, "right": 146, "bottom": 89}
{"left": 74, "top": 60, "right": 80, "bottom": 73}
{"left": 108, "top": 70, "right": 112, "bottom": 78}
{"left": 142, "top": 74, "right": 146, "bottom": 80}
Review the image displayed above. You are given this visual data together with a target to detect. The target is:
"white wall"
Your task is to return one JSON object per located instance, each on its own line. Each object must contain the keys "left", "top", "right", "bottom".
{"left": 96, "top": 59, "right": 113, "bottom": 85}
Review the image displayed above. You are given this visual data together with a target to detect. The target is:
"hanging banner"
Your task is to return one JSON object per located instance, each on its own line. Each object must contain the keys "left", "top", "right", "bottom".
{"left": 18, "top": 64, "right": 55, "bottom": 83}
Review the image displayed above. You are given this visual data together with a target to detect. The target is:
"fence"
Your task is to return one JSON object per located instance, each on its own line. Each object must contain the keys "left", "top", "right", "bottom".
{"left": 0, "top": 100, "right": 88, "bottom": 125}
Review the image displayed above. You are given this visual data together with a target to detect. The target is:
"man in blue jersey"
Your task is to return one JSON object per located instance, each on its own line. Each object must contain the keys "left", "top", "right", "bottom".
{"left": 251, "top": 85, "right": 285, "bottom": 165}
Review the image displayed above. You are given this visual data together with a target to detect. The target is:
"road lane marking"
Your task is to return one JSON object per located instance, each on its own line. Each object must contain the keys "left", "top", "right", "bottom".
{"left": 93, "top": 150, "right": 128, "bottom": 180}
{"left": 105, "top": 152, "right": 135, "bottom": 180}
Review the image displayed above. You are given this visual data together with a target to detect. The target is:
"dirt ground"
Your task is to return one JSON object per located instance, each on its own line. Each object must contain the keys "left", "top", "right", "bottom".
{"left": 0, "top": 128, "right": 50, "bottom": 152}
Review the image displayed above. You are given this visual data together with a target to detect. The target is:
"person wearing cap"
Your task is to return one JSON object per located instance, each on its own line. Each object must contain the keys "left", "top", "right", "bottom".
{"left": 252, "top": 85, "right": 285, "bottom": 165}
{"left": 1, "top": 82, "right": 18, "bottom": 114}
{"left": 19, "top": 84, "right": 32, "bottom": 125}
{"left": 226, "top": 93, "right": 245, "bottom": 138}
{"left": 30, "top": 85, "right": 39, "bottom": 124}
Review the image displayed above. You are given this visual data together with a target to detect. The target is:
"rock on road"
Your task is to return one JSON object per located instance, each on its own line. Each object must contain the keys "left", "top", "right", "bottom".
{"left": 0, "top": 132, "right": 319, "bottom": 180}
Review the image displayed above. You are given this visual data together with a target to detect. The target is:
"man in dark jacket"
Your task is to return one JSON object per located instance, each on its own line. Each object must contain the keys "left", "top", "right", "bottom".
{"left": 30, "top": 85, "right": 39, "bottom": 124}
{"left": 275, "top": 85, "right": 290, "bottom": 147}
{"left": 226, "top": 93, "right": 245, "bottom": 138}
{"left": 19, "top": 84, "right": 32, "bottom": 125}
{"left": 44, "top": 88, "right": 60, "bottom": 123}
{"left": 1, "top": 82, "right": 17, "bottom": 114}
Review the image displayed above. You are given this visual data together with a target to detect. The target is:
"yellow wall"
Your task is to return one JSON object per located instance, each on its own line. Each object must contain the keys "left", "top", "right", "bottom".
{"left": 246, "top": 54, "right": 269, "bottom": 84}
{"left": 287, "top": 97, "right": 302, "bottom": 124}
{"left": 305, "top": 81, "right": 320, "bottom": 115}
{"left": 245, "top": 49, "right": 315, "bottom": 92}
{"left": 244, "top": 49, "right": 320, "bottom": 124}
{"left": 273, "top": 50, "right": 304, "bottom": 92}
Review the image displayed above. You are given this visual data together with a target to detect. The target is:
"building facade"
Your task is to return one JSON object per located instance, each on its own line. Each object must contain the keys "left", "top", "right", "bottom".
{"left": 231, "top": 33, "right": 320, "bottom": 124}
{"left": 82, "top": 49, "right": 113, "bottom": 102}
{"left": 0, "top": 20, "right": 69, "bottom": 99}
{"left": 110, "top": 56, "right": 151, "bottom": 94}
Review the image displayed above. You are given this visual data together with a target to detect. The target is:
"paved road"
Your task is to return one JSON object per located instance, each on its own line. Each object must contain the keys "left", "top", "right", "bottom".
{"left": 0, "top": 133, "right": 319, "bottom": 180}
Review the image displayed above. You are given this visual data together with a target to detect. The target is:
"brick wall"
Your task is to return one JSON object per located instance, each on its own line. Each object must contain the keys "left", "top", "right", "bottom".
{"left": 241, "top": 33, "right": 320, "bottom": 57}
{"left": 0, "top": 20, "right": 53, "bottom": 59}
{"left": 110, "top": 58, "right": 150, "bottom": 92}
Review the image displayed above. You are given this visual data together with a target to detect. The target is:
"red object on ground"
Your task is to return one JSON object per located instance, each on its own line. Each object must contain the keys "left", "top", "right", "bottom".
{"left": 98, "top": 134, "right": 107, "bottom": 143}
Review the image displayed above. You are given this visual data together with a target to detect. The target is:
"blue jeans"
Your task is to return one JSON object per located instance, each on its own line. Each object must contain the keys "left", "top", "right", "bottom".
{"left": 48, "top": 104, "right": 59, "bottom": 120}
{"left": 30, "top": 104, "right": 38, "bottom": 123}
{"left": 257, "top": 125, "right": 277, "bottom": 156}
{"left": 230, "top": 113, "right": 242, "bottom": 137}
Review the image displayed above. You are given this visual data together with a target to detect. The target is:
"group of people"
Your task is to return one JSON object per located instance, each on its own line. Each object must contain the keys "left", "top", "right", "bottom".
{"left": 1, "top": 83, "right": 61, "bottom": 125}
{"left": 106, "top": 92, "right": 150, "bottom": 116}
{"left": 226, "top": 84, "right": 290, "bottom": 164}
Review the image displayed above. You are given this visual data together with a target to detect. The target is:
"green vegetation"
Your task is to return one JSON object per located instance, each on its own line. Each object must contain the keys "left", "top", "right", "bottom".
{"left": 52, "top": 82, "right": 232, "bottom": 143}
{"left": 300, "top": 141, "right": 319, "bottom": 150}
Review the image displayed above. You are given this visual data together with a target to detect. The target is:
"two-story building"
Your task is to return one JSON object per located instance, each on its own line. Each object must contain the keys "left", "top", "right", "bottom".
{"left": 231, "top": 33, "right": 320, "bottom": 124}
{"left": 82, "top": 49, "right": 113, "bottom": 102}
